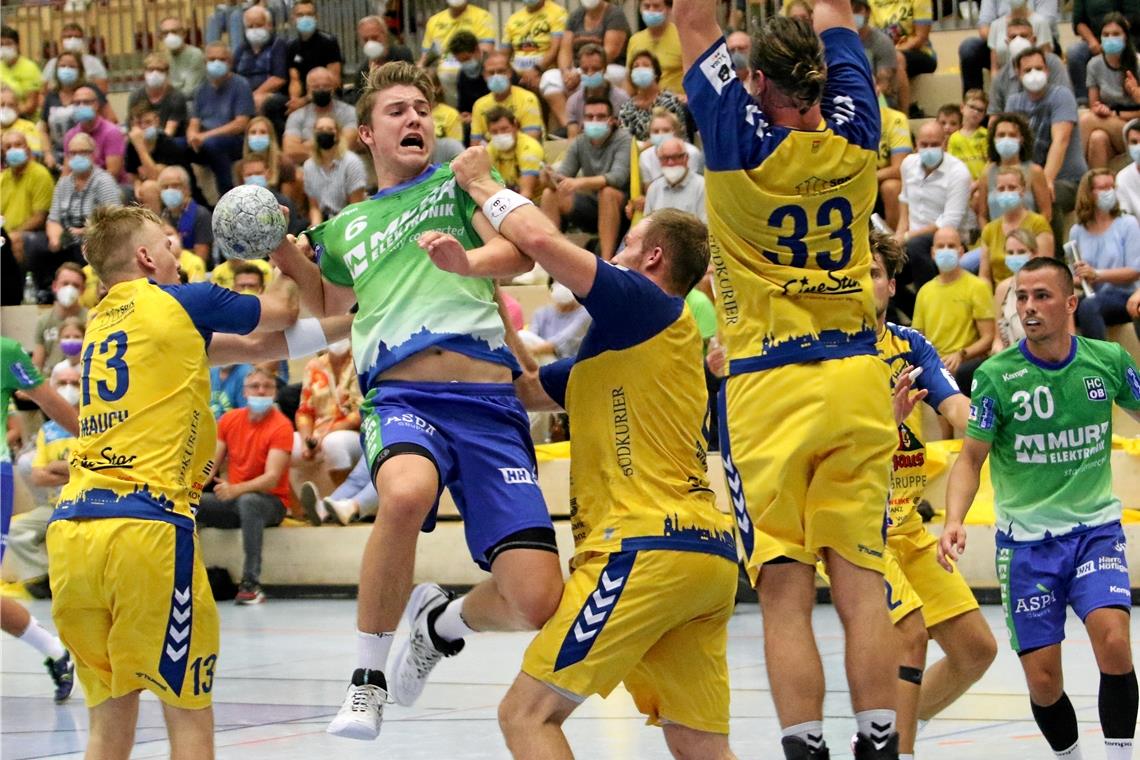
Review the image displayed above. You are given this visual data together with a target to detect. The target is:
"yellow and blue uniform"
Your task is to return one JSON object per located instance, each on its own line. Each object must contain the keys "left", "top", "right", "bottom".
{"left": 421, "top": 4, "right": 498, "bottom": 56}
{"left": 46, "top": 278, "right": 261, "bottom": 709}
{"left": 503, "top": 1, "right": 568, "bottom": 70}
{"left": 32, "top": 420, "right": 76, "bottom": 503}
{"left": 523, "top": 261, "right": 737, "bottom": 733}
{"left": 488, "top": 132, "right": 545, "bottom": 192}
{"left": 683, "top": 31, "right": 896, "bottom": 580}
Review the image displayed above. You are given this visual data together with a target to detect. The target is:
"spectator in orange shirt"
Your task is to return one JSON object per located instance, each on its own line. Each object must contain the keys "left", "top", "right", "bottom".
{"left": 291, "top": 339, "right": 363, "bottom": 500}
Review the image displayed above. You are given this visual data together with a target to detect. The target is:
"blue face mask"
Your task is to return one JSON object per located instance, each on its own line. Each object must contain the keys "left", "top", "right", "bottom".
{"left": 68, "top": 154, "right": 91, "bottom": 173}
{"left": 581, "top": 71, "right": 605, "bottom": 89}
{"left": 461, "top": 58, "right": 482, "bottom": 76}
{"left": 630, "top": 66, "right": 655, "bottom": 89}
{"left": 487, "top": 73, "right": 511, "bottom": 94}
{"left": 1096, "top": 188, "right": 1117, "bottom": 212}
{"left": 74, "top": 104, "right": 96, "bottom": 123}
{"left": 5, "top": 147, "right": 27, "bottom": 167}
{"left": 641, "top": 9, "right": 666, "bottom": 27}
{"left": 1102, "top": 35, "right": 1126, "bottom": 55}
{"left": 206, "top": 60, "right": 229, "bottom": 79}
{"left": 144, "top": 125, "right": 158, "bottom": 141}
{"left": 57, "top": 66, "right": 79, "bottom": 86}
{"left": 245, "top": 174, "right": 268, "bottom": 188}
{"left": 994, "top": 136, "right": 1020, "bottom": 159}
{"left": 934, "top": 247, "right": 960, "bottom": 273}
{"left": 296, "top": 15, "right": 318, "bottom": 35}
{"left": 161, "top": 188, "right": 184, "bottom": 209}
{"left": 853, "top": 13, "right": 866, "bottom": 28}
{"left": 919, "top": 147, "right": 943, "bottom": 168}
{"left": 583, "top": 121, "right": 611, "bottom": 140}
{"left": 649, "top": 132, "right": 669, "bottom": 146}
{"left": 1004, "top": 253, "right": 1030, "bottom": 274}
{"left": 246, "top": 395, "right": 275, "bottom": 414}
{"left": 993, "top": 190, "right": 1022, "bottom": 213}
{"left": 1130, "top": 143, "right": 1140, "bottom": 165}
{"left": 248, "top": 133, "right": 270, "bottom": 152}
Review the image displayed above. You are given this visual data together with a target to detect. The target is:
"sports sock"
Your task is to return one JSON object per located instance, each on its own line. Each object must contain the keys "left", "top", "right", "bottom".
{"left": 19, "top": 617, "right": 65, "bottom": 659}
{"left": 1054, "top": 742, "right": 1083, "bottom": 759}
{"left": 900, "top": 754, "right": 914, "bottom": 760}
{"left": 781, "top": 720, "right": 825, "bottom": 751}
{"left": 1100, "top": 670, "right": 1138, "bottom": 760}
{"left": 356, "top": 630, "right": 394, "bottom": 672}
{"left": 1031, "top": 693, "right": 1081, "bottom": 756}
{"left": 431, "top": 597, "right": 477, "bottom": 643}
{"left": 855, "top": 709, "right": 896, "bottom": 745}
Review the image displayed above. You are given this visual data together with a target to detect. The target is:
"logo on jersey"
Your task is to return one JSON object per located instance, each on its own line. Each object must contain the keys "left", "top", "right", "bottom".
{"left": 1002, "top": 368, "right": 1028, "bottom": 382}
{"left": 384, "top": 413, "right": 437, "bottom": 436}
{"left": 1076, "top": 560, "right": 1096, "bottom": 578}
{"left": 499, "top": 467, "right": 536, "bottom": 485}
{"left": 970, "top": 396, "right": 995, "bottom": 430}
{"left": 1014, "top": 583, "right": 1057, "bottom": 614}
{"left": 1013, "top": 421, "right": 1110, "bottom": 464}
{"left": 9, "top": 361, "right": 34, "bottom": 387}
{"left": 1127, "top": 367, "right": 1140, "bottom": 401}
{"left": 1084, "top": 376, "right": 1108, "bottom": 401}
{"left": 828, "top": 94, "right": 856, "bottom": 127}
{"left": 699, "top": 44, "right": 736, "bottom": 95}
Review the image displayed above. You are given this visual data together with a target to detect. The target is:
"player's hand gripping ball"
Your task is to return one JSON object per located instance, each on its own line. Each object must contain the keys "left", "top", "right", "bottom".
{"left": 211, "top": 185, "right": 287, "bottom": 260}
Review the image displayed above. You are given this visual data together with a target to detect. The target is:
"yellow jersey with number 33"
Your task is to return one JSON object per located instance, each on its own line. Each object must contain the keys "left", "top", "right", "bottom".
{"left": 682, "top": 29, "right": 880, "bottom": 374}
{"left": 52, "top": 279, "right": 261, "bottom": 528}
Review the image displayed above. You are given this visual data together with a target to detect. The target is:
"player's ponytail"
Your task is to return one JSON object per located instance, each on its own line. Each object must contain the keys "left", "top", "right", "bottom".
{"left": 752, "top": 16, "right": 827, "bottom": 112}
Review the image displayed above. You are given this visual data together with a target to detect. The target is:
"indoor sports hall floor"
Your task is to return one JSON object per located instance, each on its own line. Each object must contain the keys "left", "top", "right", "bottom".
{"left": 0, "top": 599, "right": 1122, "bottom": 759}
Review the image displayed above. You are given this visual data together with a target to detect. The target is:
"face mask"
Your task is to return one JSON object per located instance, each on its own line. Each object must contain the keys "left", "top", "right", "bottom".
{"left": 1009, "top": 0, "right": 1027, "bottom": 8}
{"left": 0, "top": 106, "right": 17, "bottom": 126}
{"left": 551, "top": 282, "right": 576, "bottom": 306}
{"left": 1007, "top": 35, "right": 1032, "bottom": 61}
{"left": 1129, "top": 143, "right": 1140, "bottom": 164}
{"left": 0, "top": 45, "right": 16, "bottom": 63}
{"left": 68, "top": 154, "right": 91, "bottom": 173}
{"left": 1004, "top": 253, "right": 1031, "bottom": 273}
{"left": 934, "top": 247, "right": 960, "bottom": 273}
{"left": 661, "top": 165, "right": 687, "bottom": 184}
{"left": 641, "top": 9, "right": 667, "bottom": 27}
{"left": 994, "top": 136, "right": 1021, "bottom": 159}
{"left": 56, "top": 284, "right": 80, "bottom": 307}
{"left": 1102, "top": 35, "right": 1126, "bottom": 55}
{"left": 5, "top": 147, "right": 27, "bottom": 167}
{"left": 447, "top": 0, "right": 467, "bottom": 7}
{"left": 62, "top": 37, "right": 85, "bottom": 53}
{"left": 245, "top": 174, "right": 269, "bottom": 187}
{"left": 363, "top": 40, "right": 386, "bottom": 60}
{"left": 993, "top": 189, "right": 1022, "bottom": 213}
{"left": 315, "top": 131, "right": 337, "bottom": 150}
{"left": 919, "top": 147, "right": 943, "bottom": 168}
{"left": 245, "top": 28, "right": 270, "bottom": 47}
{"left": 583, "top": 121, "right": 611, "bottom": 140}
{"left": 246, "top": 395, "right": 275, "bottom": 414}
{"left": 853, "top": 13, "right": 866, "bottom": 28}
{"left": 649, "top": 132, "right": 669, "bottom": 147}
{"left": 59, "top": 338, "right": 83, "bottom": 356}
{"left": 581, "top": 71, "right": 605, "bottom": 88}
{"left": 1021, "top": 69, "right": 1047, "bottom": 93}
{"left": 144, "top": 70, "right": 167, "bottom": 89}
{"left": 488, "top": 73, "right": 510, "bottom": 93}
{"left": 631, "top": 66, "right": 655, "bottom": 89}
{"left": 164, "top": 33, "right": 184, "bottom": 51}
{"left": 296, "top": 15, "right": 318, "bottom": 35}
{"left": 491, "top": 132, "right": 516, "bottom": 151}
{"left": 582, "top": 0, "right": 602, "bottom": 8}
{"left": 1096, "top": 188, "right": 1117, "bottom": 212}
{"left": 523, "top": 0, "right": 542, "bottom": 7}
{"left": 206, "top": 60, "right": 229, "bottom": 79}
{"left": 75, "top": 104, "right": 97, "bottom": 123}
{"left": 248, "top": 133, "right": 270, "bottom": 152}
{"left": 730, "top": 51, "right": 749, "bottom": 71}
{"left": 461, "top": 58, "right": 481, "bottom": 76}
{"left": 161, "top": 188, "right": 185, "bottom": 209}
{"left": 313, "top": 90, "right": 335, "bottom": 109}
{"left": 57, "top": 384, "right": 81, "bottom": 406}
{"left": 144, "top": 125, "right": 158, "bottom": 141}
{"left": 57, "top": 66, "right": 79, "bottom": 86}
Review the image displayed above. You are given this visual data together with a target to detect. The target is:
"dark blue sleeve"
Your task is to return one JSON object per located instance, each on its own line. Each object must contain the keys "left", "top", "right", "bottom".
{"left": 270, "top": 38, "right": 289, "bottom": 78}
{"left": 578, "top": 261, "right": 683, "bottom": 353}
{"left": 899, "top": 325, "right": 962, "bottom": 408}
{"left": 816, "top": 28, "right": 880, "bottom": 152}
{"left": 234, "top": 76, "right": 256, "bottom": 117}
{"left": 539, "top": 358, "right": 574, "bottom": 409}
{"left": 161, "top": 282, "right": 262, "bottom": 343}
{"left": 681, "top": 37, "right": 789, "bottom": 171}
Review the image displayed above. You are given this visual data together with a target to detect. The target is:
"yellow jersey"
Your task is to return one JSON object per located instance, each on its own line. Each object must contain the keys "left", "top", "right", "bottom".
{"left": 877, "top": 323, "right": 962, "bottom": 533}
{"left": 471, "top": 87, "right": 545, "bottom": 142}
{"left": 421, "top": 4, "right": 498, "bottom": 55}
{"left": 879, "top": 105, "right": 913, "bottom": 170}
{"left": 432, "top": 102, "right": 463, "bottom": 142}
{"left": 683, "top": 31, "right": 881, "bottom": 373}
{"left": 81, "top": 252, "right": 206, "bottom": 308}
{"left": 911, "top": 271, "right": 994, "bottom": 355}
{"left": 503, "top": 1, "right": 568, "bottom": 66}
{"left": 627, "top": 24, "right": 684, "bottom": 94}
{"left": 538, "top": 261, "right": 735, "bottom": 566}
{"left": 52, "top": 279, "right": 261, "bottom": 528}
{"left": 947, "top": 127, "right": 988, "bottom": 180}
{"left": 868, "top": 0, "right": 934, "bottom": 56}
{"left": 489, "top": 132, "right": 545, "bottom": 191}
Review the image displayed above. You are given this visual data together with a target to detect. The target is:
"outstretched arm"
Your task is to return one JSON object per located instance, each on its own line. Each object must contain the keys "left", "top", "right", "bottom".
{"left": 269, "top": 234, "right": 357, "bottom": 318}
{"left": 673, "top": 0, "right": 722, "bottom": 71}
{"left": 208, "top": 315, "right": 353, "bottom": 366}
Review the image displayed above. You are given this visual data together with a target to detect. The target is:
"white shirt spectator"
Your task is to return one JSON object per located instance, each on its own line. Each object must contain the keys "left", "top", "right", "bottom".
{"left": 1116, "top": 162, "right": 1140, "bottom": 216}
{"left": 638, "top": 141, "right": 704, "bottom": 187}
{"left": 898, "top": 151, "right": 972, "bottom": 232}
{"left": 643, "top": 169, "right": 707, "bottom": 222}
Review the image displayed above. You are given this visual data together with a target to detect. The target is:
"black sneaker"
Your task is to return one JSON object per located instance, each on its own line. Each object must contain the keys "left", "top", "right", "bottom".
{"left": 781, "top": 736, "right": 830, "bottom": 759}
{"left": 45, "top": 651, "right": 75, "bottom": 703}
{"left": 853, "top": 731, "right": 899, "bottom": 759}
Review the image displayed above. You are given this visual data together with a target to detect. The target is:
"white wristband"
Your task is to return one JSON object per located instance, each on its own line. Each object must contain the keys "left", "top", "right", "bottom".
{"left": 283, "top": 318, "right": 328, "bottom": 359}
{"left": 483, "top": 189, "right": 534, "bottom": 233}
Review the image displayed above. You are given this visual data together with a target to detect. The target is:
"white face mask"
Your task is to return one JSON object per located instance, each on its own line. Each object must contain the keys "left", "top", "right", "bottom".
{"left": 62, "top": 37, "right": 85, "bottom": 53}
{"left": 57, "top": 384, "right": 81, "bottom": 406}
{"left": 0, "top": 106, "right": 16, "bottom": 126}
{"left": 164, "top": 33, "right": 184, "bottom": 51}
{"left": 328, "top": 338, "right": 352, "bottom": 355}
{"left": 0, "top": 45, "right": 17, "bottom": 64}
{"left": 661, "top": 165, "right": 687, "bottom": 184}
{"left": 447, "top": 0, "right": 467, "bottom": 7}
{"left": 581, "top": 0, "right": 602, "bottom": 8}
{"left": 1021, "top": 69, "right": 1048, "bottom": 93}
{"left": 490, "top": 132, "right": 516, "bottom": 151}
{"left": 550, "top": 283, "right": 576, "bottom": 306}
{"left": 144, "top": 70, "right": 167, "bottom": 89}
{"left": 1007, "top": 35, "right": 1032, "bottom": 61}
{"left": 56, "top": 284, "right": 80, "bottom": 307}
{"left": 362, "top": 39, "right": 386, "bottom": 60}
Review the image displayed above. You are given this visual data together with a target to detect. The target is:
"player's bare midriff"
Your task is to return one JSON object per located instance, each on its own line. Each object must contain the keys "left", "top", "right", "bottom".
{"left": 379, "top": 346, "right": 513, "bottom": 384}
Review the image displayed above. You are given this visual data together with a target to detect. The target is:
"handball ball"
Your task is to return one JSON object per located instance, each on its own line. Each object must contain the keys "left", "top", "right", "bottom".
{"left": 211, "top": 185, "right": 287, "bottom": 260}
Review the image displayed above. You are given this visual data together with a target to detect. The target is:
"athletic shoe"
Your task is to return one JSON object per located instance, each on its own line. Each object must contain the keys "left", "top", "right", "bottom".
{"left": 299, "top": 481, "right": 324, "bottom": 526}
{"left": 326, "top": 498, "right": 358, "bottom": 526}
{"left": 235, "top": 582, "right": 265, "bottom": 605}
{"left": 388, "top": 583, "right": 464, "bottom": 706}
{"left": 781, "top": 736, "right": 830, "bottom": 759}
{"left": 327, "top": 668, "right": 388, "bottom": 740}
{"left": 45, "top": 651, "right": 75, "bottom": 703}
{"left": 852, "top": 731, "right": 899, "bottom": 759}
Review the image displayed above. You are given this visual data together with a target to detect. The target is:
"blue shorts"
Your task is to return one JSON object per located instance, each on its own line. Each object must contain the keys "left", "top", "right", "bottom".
{"left": 1, "top": 460, "right": 11, "bottom": 561}
{"left": 997, "top": 521, "right": 1131, "bottom": 653}
{"left": 359, "top": 381, "right": 552, "bottom": 570}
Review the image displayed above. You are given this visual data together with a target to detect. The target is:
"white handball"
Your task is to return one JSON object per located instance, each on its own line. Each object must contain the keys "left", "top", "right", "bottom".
{"left": 211, "top": 184, "right": 287, "bottom": 260}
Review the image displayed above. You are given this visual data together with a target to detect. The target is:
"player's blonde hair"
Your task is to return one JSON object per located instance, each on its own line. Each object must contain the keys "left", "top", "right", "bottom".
{"left": 356, "top": 61, "right": 435, "bottom": 129}
{"left": 84, "top": 205, "right": 164, "bottom": 281}
{"left": 752, "top": 16, "right": 826, "bottom": 112}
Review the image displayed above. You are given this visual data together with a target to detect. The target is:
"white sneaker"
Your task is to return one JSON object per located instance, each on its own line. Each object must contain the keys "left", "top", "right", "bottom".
{"left": 325, "top": 498, "right": 358, "bottom": 525}
{"left": 388, "top": 584, "right": 464, "bottom": 706}
{"left": 326, "top": 669, "right": 388, "bottom": 740}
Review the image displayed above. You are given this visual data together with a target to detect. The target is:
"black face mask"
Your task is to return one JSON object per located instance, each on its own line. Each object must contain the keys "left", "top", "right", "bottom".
{"left": 312, "top": 89, "right": 333, "bottom": 107}
{"left": 315, "top": 131, "right": 337, "bottom": 150}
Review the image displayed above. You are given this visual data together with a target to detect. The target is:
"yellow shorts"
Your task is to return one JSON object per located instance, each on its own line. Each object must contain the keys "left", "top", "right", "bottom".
{"left": 884, "top": 527, "right": 979, "bottom": 628}
{"left": 522, "top": 549, "right": 737, "bottom": 734}
{"left": 721, "top": 355, "right": 896, "bottom": 584}
{"left": 47, "top": 518, "right": 219, "bottom": 710}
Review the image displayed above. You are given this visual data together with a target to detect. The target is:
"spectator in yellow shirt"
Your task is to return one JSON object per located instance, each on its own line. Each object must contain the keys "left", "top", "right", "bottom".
{"left": 978, "top": 165, "right": 1053, "bottom": 287}
{"left": 626, "top": 0, "right": 683, "bottom": 94}
{"left": 0, "top": 86, "right": 44, "bottom": 155}
{"left": 419, "top": 0, "right": 497, "bottom": 105}
{"left": 0, "top": 130, "right": 53, "bottom": 269}
{"left": 503, "top": 0, "right": 568, "bottom": 117}
{"left": 946, "top": 89, "right": 990, "bottom": 180}
{"left": 486, "top": 105, "right": 545, "bottom": 200}
{"left": 470, "top": 51, "right": 544, "bottom": 143}
{"left": 0, "top": 26, "right": 42, "bottom": 119}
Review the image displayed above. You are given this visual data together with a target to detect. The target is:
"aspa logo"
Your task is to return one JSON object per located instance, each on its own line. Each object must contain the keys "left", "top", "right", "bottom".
{"left": 1014, "top": 583, "right": 1056, "bottom": 613}
{"left": 1084, "top": 376, "right": 1107, "bottom": 401}
{"left": 499, "top": 467, "right": 536, "bottom": 485}
{"left": 1014, "top": 434, "right": 1047, "bottom": 464}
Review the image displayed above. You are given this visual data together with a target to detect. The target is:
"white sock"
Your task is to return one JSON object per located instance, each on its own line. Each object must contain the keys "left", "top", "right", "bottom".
{"left": 900, "top": 754, "right": 914, "bottom": 760}
{"left": 356, "top": 630, "right": 394, "bottom": 672}
{"left": 856, "top": 709, "right": 897, "bottom": 745}
{"left": 432, "top": 597, "right": 477, "bottom": 642}
{"left": 1056, "top": 741, "right": 1084, "bottom": 759}
{"left": 19, "top": 617, "right": 66, "bottom": 660}
{"left": 1105, "top": 739, "right": 1131, "bottom": 760}
{"left": 781, "top": 720, "right": 825, "bottom": 750}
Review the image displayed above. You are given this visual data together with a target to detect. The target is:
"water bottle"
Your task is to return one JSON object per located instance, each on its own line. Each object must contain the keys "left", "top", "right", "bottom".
{"left": 22, "top": 273, "right": 36, "bottom": 305}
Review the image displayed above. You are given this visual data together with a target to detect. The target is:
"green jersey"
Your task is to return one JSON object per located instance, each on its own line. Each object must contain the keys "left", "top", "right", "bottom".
{"left": 309, "top": 163, "right": 516, "bottom": 387}
{"left": 1, "top": 336, "right": 44, "bottom": 463}
{"left": 967, "top": 337, "right": 1140, "bottom": 543}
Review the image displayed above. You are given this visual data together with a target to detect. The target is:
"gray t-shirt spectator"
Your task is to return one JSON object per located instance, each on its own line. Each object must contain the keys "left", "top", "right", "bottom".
{"left": 1086, "top": 55, "right": 1139, "bottom": 106}
{"left": 1008, "top": 84, "right": 1089, "bottom": 184}
{"left": 988, "top": 52, "right": 1071, "bottom": 113}
{"left": 303, "top": 151, "right": 368, "bottom": 218}
{"left": 48, "top": 168, "right": 122, "bottom": 245}
{"left": 643, "top": 171, "right": 707, "bottom": 221}
{"left": 862, "top": 27, "right": 898, "bottom": 74}
{"left": 557, "top": 127, "right": 632, "bottom": 192}
{"left": 284, "top": 100, "right": 358, "bottom": 141}
{"left": 566, "top": 86, "right": 630, "bottom": 128}
{"left": 565, "top": 5, "right": 631, "bottom": 62}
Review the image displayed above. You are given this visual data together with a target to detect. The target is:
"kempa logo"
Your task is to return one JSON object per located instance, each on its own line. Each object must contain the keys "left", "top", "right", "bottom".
{"left": 1002, "top": 367, "right": 1029, "bottom": 382}
{"left": 1013, "top": 422, "right": 1110, "bottom": 464}
{"left": 500, "top": 467, "right": 536, "bottom": 485}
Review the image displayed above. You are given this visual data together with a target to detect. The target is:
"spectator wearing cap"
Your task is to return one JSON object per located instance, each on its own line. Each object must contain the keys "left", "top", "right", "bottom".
{"left": 159, "top": 16, "right": 206, "bottom": 99}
